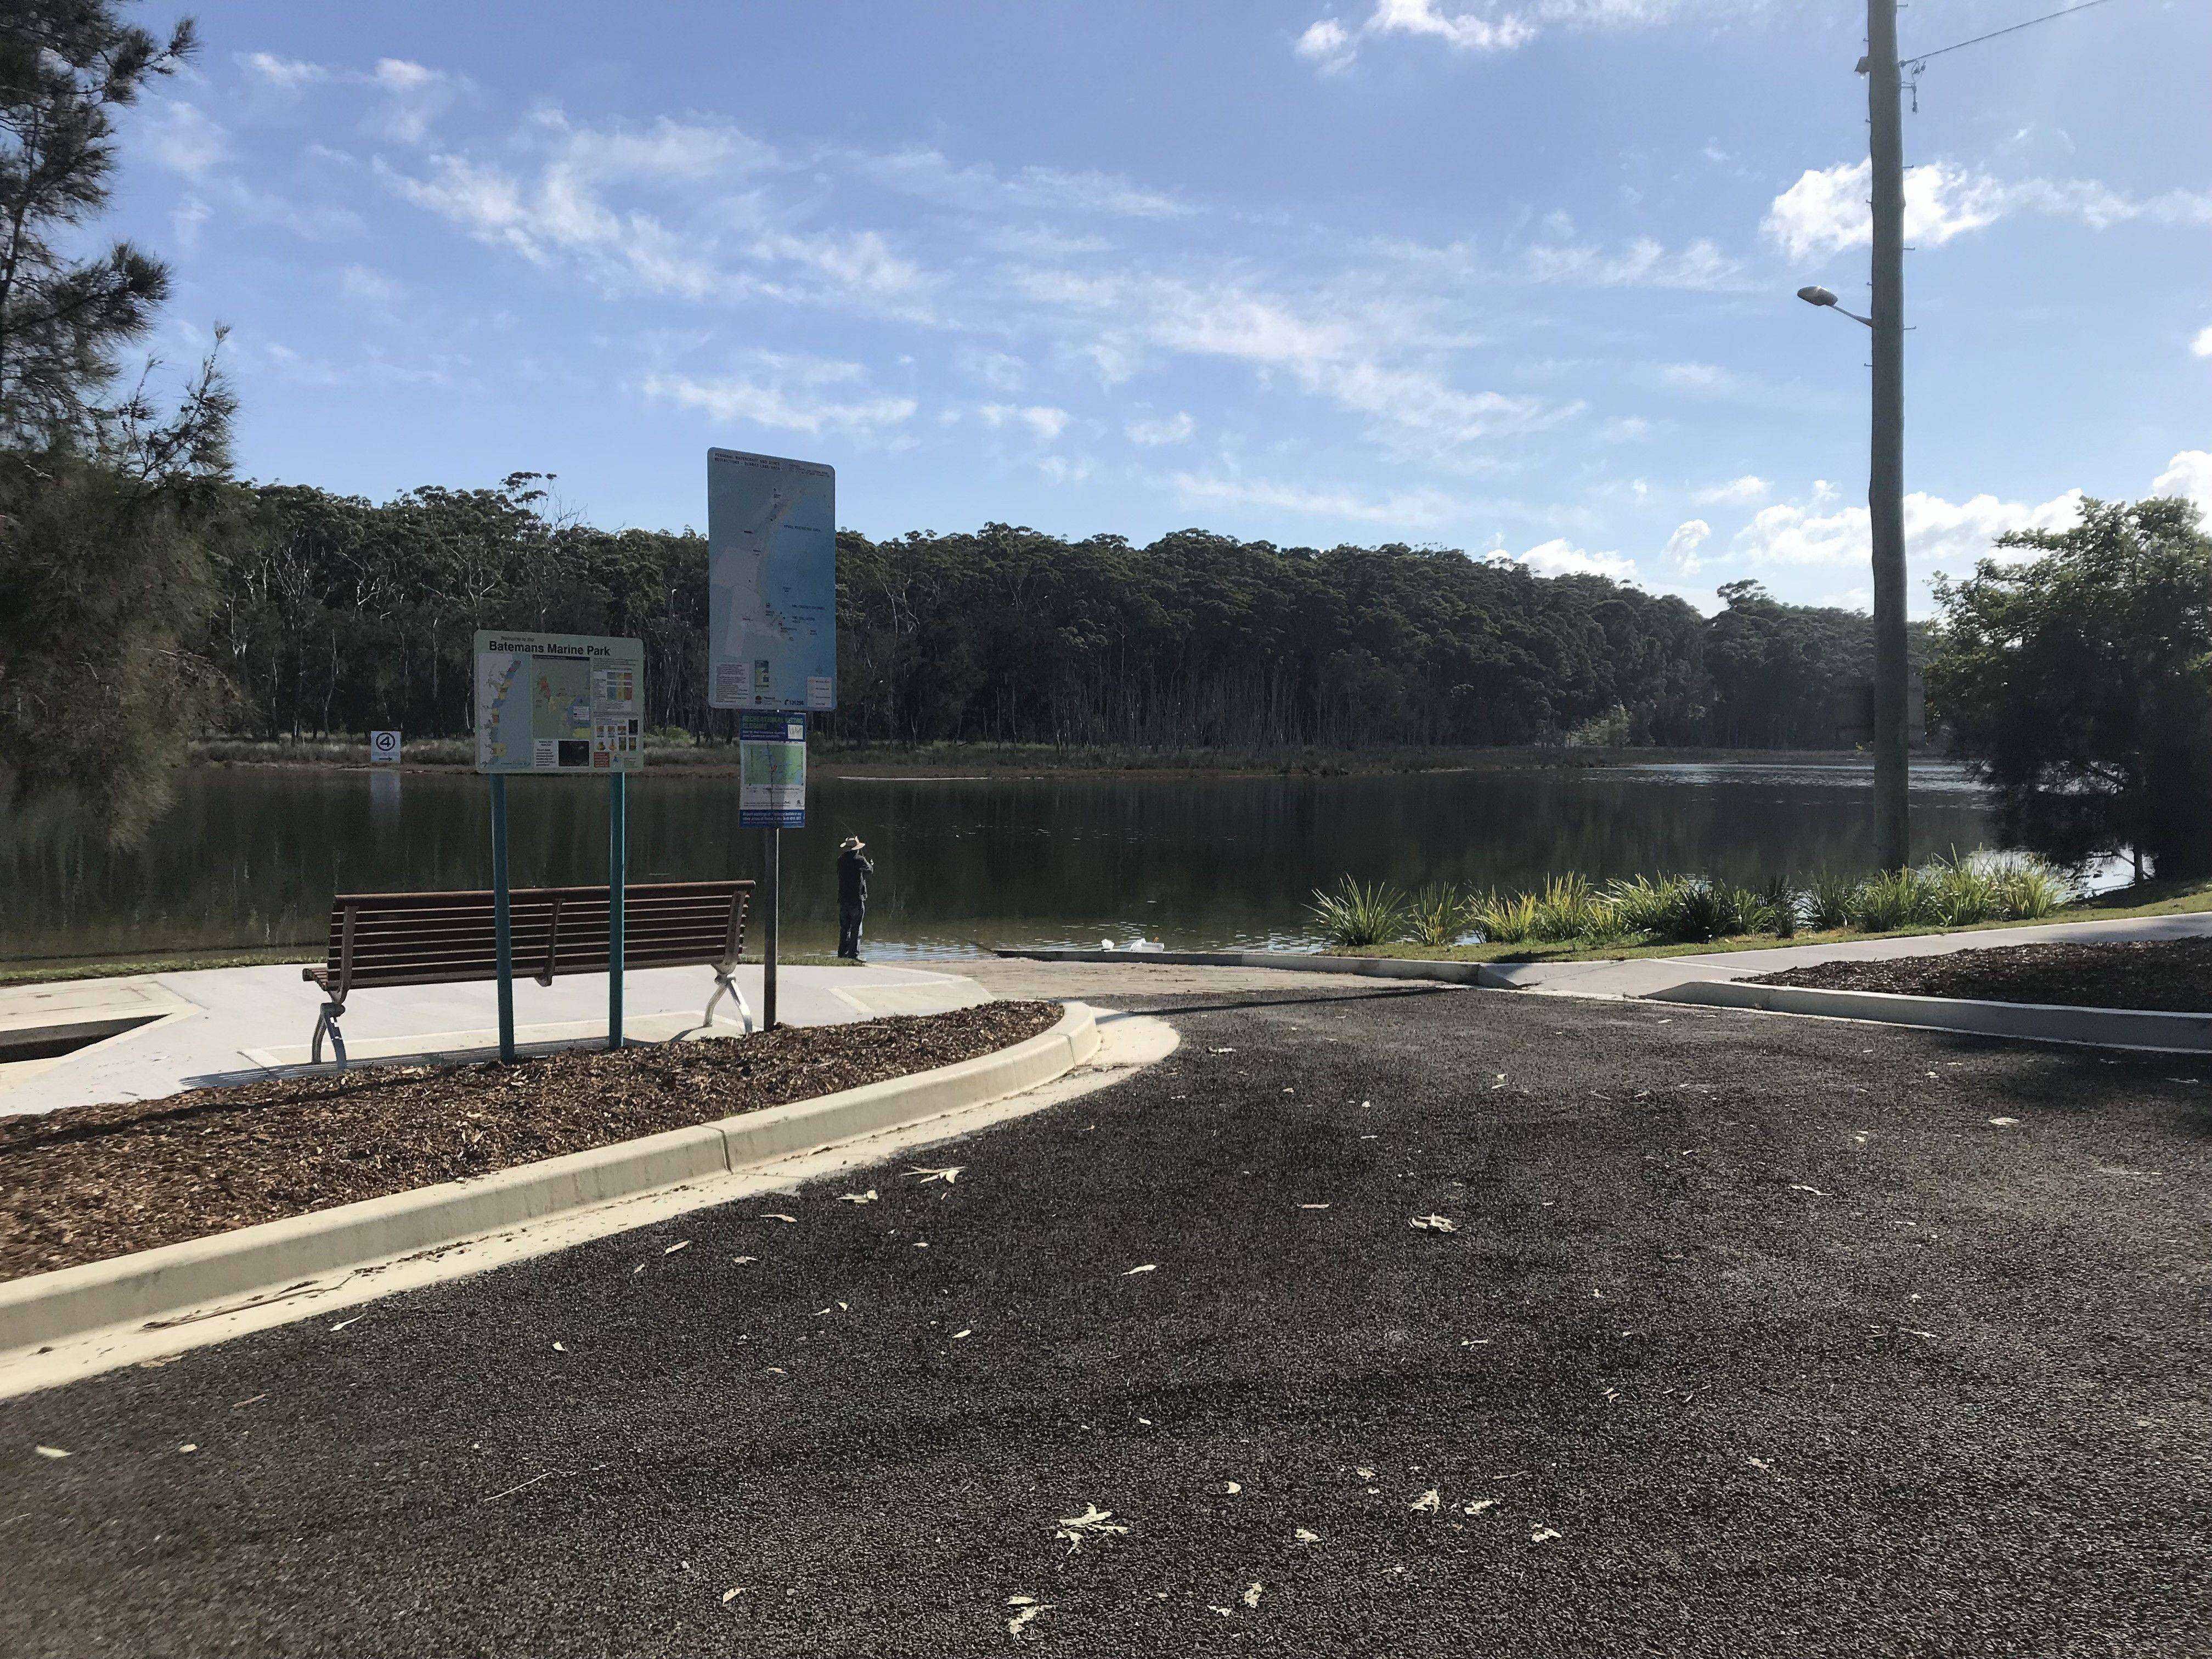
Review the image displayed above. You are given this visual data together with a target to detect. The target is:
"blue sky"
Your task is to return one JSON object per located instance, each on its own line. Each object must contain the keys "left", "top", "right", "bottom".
{"left": 114, "top": 0, "right": 2208, "bottom": 612}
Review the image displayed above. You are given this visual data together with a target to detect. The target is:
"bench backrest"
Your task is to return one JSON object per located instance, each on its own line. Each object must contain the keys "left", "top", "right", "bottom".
{"left": 318, "top": 881, "right": 752, "bottom": 997}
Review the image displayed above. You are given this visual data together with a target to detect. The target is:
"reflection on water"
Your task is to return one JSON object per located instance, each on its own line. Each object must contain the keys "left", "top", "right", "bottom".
{"left": 0, "top": 761, "right": 1999, "bottom": 962}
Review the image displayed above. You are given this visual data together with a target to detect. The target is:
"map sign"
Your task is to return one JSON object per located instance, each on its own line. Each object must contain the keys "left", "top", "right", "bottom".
{"left": 473, "top": 630, "right": 646, "bottom": 775}
{"left": 738, "top": 712, "right": 807, "bottom": 828}
{"left": 707, "top": 448, "right": 836, "bottom": 713}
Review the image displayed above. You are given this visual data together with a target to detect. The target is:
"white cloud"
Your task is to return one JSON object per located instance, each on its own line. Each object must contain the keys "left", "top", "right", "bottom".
{"left": 979, "top": 403, "right": 1071, "bottom": 442}
{"left": 640, "top": 360, "right": 916, "bottom": 439}
{"left": 1766, "top": 159, "right": 2212, "bottom": 262}
{"left": 143, "top": 100, "right": 231, "bottom": 178}
{"left": 1600, "top": 415, "right": 1654, "bottom": 443}
{"left": 1516, "top": 537, "right": 1639, "bottom": 580}
{"left": 1125, "top": 411, "right": 1195, "bottom": 445}
{"left": 2152, "top": 450, "right": 2212, "bottom": 518}
{"left": 1172, "top": 472, "right": 1464, "bottom": 529}
{"left": 371, "top": 59, "right": 466, "bottom": 143}
{"left": 1296, "top": 18, "right": 1359, "bottom": 71}
{"left": 239, "top": 51, "right": 328, "bottom": 92}
{"left": 1663, "top": 518, "right": 1711, "bottom": 573}
{"left": 845, "top": 146, "right": 1192, "bottom": 219}
{"left": 1295, "top": 0, "right": 1691, "bottom": 71}
{"left": 1692, "top": 473, "right": 1767, "bottom": 505}
{"left": 339, "top": 264, "right": 403, "bottom": 306}
{"left": 1037, "top": 455, "right": 1094, "bottom": 486}
{"left": 2192, "top": 325, "right": 2212, "bottom": 360}
{"left": 1521, "top": 236, "right": 1741, "bottom": 291}
{"left": 1731, "top": 486, "right": 2084, "bottom": 569}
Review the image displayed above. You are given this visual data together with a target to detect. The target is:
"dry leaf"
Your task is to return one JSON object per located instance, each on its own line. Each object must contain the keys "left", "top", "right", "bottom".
{"left": 760, "top": 1213, "right": 798, "bottom": 1223}
{"left": 906, "top": 1166, "right": 964, "bottom": 1185}
{"left": 1054, "top": 1504, "right": 1130, "bottom": 1553}
{"left": 1530, "top": 1526, "right": 1562, "bottom": 1543}
{"left": 721, "top": 1587, "right": 745, "bottom": 1604}
{"left": 1988, "top": 1116, "right": 2021, "bottom": 1127}
{"left": 1460, "top": 1498, "right": 1496, "bottom": 1516}
{"left": 1409, "top": 1215, "right": 1458, "bottom": 1233}
{"left": 35, "top": 1446, "right": 69, "bottom": 1459}
{"left": 1243, "top": 1583, "right": 1264, "bottom": 1609}
{"left": 179, "top": 1443, "right": 198, "bottom": 1454}
{"left": 837, "top": 1190, "right": 879, "bottom": 1205}
{"left": 1295, "top": 1527, "right": 1320, "bottom": 1544}
{"left": 1409, "top": 1487, "right": 1441, "bottom": 1512}
{"left": 1123, "top": 1263, "right": 1157, "bottom": 1276}
{"left": 551, "top": 1341, "right": 567, "bottom": 1352}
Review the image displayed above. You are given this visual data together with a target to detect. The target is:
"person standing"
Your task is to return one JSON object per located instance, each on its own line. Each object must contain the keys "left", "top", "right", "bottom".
{"left": 837, "top": 835, "right": 873, "bottom": 960}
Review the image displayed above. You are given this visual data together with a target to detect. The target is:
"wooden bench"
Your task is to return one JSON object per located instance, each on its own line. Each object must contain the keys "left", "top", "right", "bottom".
{"left": 303, "top": 880, "right": 754, "bottom": 1065}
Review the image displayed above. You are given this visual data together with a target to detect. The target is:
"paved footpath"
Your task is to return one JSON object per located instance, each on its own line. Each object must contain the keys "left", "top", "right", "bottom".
{"left": 4, "top": 972, "right": 2209, "bottom": 1656}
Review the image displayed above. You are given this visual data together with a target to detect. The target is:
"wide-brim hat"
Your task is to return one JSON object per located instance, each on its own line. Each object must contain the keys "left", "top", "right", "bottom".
{"left": 840, "top": 836, "right": 865, "bottom": 850}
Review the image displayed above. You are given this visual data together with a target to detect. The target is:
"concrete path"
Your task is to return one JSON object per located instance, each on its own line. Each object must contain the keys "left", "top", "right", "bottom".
{"left": 1491, "top": 908, "right": 2212, "bottom": 1000}
{"left": 0, "top": 961, "right": 993, "bottom": 1117}
{"left": 4, "top": 975, "right": 2204, "bottom": 1655}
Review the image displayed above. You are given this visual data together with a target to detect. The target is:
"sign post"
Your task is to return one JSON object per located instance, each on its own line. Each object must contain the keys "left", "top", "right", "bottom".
{"left": 489, "top": 774, "right": 514, "bottom": 1062}
{"left": 473, "top": 629, "right": 645, "bottom": 1058}
{"left": 708, "top": 449, "right": 836, "bottom": 1034}
{"left": 370, "top": 729, "right": 402, "bottom": 764}
{"left": 738, "top": 712, "right": 808, "bottom": 1029}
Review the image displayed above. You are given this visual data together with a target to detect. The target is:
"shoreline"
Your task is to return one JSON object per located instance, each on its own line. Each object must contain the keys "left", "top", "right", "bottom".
{"left": 190, "top": 739, "right": 1918, "bottom": 782}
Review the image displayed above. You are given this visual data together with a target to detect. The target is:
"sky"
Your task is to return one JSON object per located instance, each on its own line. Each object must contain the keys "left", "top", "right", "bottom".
{"left": 110, "top": 0, "right": 2210, "bottom": 613}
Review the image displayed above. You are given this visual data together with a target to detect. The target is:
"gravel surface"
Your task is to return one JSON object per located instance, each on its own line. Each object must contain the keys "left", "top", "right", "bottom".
{"left": 3, "top": 980, "right": 2208, "bottom": 1656}
{"left": 1752, "top": 938, "right": 2212, "bottom": 1013}
{"left": 0, "top": 1002, "right": 1059, "bottom": 1282}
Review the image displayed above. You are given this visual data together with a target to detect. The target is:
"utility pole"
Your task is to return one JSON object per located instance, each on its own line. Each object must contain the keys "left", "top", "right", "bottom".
{"left": 1865, "top": 0, "right": 1911, "bottom": 871}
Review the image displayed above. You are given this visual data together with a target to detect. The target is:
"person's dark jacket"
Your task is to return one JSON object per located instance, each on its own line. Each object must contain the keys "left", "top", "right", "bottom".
{"left": 838, "top": 849, "right": 873, "bottom": 908}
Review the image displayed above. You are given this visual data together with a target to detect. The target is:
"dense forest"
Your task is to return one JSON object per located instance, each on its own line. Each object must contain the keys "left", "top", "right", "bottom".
{"left": 210, "top": 476, "right": 1910, "bottom": 752}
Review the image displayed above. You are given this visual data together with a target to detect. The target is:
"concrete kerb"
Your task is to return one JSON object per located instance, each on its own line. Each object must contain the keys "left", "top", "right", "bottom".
{"left": 1650, "top": 978, "right": 2212, "bottom": 1053}
{"left": 995, "top": 946, "right": 1516, "bottom": 988}
{"left": 0, "top": 1002, "right": 1099, "bottom": 1355}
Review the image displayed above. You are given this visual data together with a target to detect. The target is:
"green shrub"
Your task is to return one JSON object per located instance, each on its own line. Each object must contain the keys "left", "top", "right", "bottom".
{"left": 1307, "top": 876, "right": 1410, "bottom": 947}
{"left": 1759, "top": 876, "right": 1800, "bottom": 938}
{"left": 1848, "top": 866, "right": 1941, "bottom": 932}
{"left": 1404, "top": 882, "right": 1473, "bottom": 947}
{"left": 1472, "top": 888, "right": 1541, "bottom": 944}
{"left": 1804, "top": 872, "right": 1858, "bottom": 932}
{"left": 1530, "top": 873, "right": 1612, "bottom": 941}
{"left": 1990, "top": 855, "right": 2070, "bottom": 918}
{"left": 1604, "top": 873, "right": 1685, "bottom": 937}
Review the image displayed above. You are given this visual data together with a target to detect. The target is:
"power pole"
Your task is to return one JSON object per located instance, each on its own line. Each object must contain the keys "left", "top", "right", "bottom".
{"left": 1865, "top": 0, "right": 1911, "bottom": 871}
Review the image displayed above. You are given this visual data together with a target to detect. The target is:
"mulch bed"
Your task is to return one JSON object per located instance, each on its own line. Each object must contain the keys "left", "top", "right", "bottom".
{"left": 0, "top": 1001, "right": 1059, "bottom": 1283}
{"left": 1751, "top": 938, "right": 2212, "bottom": 1013}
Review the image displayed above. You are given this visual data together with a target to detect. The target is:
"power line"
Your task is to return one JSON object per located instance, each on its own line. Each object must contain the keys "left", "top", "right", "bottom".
{"left": 1904, "top": 0, "right": 2129, "bottom": 69}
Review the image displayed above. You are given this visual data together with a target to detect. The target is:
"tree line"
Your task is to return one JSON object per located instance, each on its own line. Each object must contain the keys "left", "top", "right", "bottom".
{"left": 209, "top": 475, "right": 1900, "bottom": 754}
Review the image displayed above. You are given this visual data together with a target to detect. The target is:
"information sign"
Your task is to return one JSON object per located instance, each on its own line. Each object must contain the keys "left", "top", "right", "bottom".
{"left": 739, "top": 712, "right": 807, "bottom": 828}
{"left": 706, "top": 449, "right": 836, "bottom": 713}
{"left": 473, "top": 631, "right": 645, "bottom": 774}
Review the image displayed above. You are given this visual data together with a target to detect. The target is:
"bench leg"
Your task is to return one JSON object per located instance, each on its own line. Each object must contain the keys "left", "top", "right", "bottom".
{"left": 312, "top": 1002, "right": 347, "bottom": 1068}
{"left": 703, "top": 973, "right": 754, "bottom": 1035}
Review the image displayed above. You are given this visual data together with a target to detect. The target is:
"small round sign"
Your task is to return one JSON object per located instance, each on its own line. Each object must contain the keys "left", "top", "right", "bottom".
{"left": 369, "top": 730, "right": 401, "bottom": 763}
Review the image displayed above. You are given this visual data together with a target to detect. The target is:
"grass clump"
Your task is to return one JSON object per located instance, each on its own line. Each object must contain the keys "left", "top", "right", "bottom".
{"left": 1472, "top": 888, "right": 1541, "bottom": 945}
{"left": 1306, "top": 876, "right": 1410, "bottom": 947}
{"left": 1404, "top": 883, "right": 1473, "bottom": 947}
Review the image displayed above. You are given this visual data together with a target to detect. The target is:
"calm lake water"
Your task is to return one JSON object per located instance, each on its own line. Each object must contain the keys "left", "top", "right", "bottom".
{"left": 1, "top": 760, "right": 1999, "bottom": 963}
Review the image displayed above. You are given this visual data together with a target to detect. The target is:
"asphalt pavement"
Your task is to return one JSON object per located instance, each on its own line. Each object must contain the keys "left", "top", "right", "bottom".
{"left": 4, "top": 976, "right": 2209, "bottom": 1657}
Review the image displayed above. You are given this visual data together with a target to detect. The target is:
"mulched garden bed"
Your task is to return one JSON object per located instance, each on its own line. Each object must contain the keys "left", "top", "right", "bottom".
{"left": 1751, "top": 938, "right": 2212, "bottom": 1014}
{"left": 0, "top": 1001, "right": 1060, "bottom": 1283}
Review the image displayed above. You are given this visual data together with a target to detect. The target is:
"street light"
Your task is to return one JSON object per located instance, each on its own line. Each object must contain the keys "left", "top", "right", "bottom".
{"left": 1796, "top": 285, "right": 1873, "bottom": 326}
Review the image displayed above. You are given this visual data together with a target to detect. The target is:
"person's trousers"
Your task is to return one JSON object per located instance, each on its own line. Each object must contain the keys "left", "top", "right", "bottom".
{"left": 839, "top": 904, "right": 864, "bottom": 959}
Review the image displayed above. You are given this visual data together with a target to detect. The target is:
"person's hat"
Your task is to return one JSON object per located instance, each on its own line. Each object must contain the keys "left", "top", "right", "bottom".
{"left": 840, "top": 835, "right": 865, "bottom": 850}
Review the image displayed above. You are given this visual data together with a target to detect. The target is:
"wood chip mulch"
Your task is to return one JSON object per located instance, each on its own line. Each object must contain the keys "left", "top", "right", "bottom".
{"left": 0, "top": 1000, "right": 1061, "bottom": 1283}
{"left": 1750, "top": 938, "right": 2212, "bottom": 1014}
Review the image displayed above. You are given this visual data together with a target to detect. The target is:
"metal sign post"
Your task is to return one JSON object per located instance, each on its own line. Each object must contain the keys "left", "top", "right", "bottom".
{"left": 707, "top": 449, "right": 835, "bottom": 1036}
{"left": 738, "top": 712, "right": 806, "bottom": 1031}
{"left": 473, "top": 629, "right": 645, "bottom": 1060}
{"left": 609, "top": 771, "right": 627, "bottom": 1048}
{"left": 489, "top": 774, "right": 516, "bottom": 1063}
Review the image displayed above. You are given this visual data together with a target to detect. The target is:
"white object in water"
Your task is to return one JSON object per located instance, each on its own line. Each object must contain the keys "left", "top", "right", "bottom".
{"left": 1099, "top": 938, "right": 1115, "bottom": 950}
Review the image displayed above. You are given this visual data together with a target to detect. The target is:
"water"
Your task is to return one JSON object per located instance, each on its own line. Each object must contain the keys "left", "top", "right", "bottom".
{"left": 0, "top": 760, "right": 1999, "bottom": 963}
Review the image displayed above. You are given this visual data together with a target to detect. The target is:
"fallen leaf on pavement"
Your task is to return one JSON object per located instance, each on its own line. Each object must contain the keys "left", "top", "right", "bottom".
{"left": 1409, "top": 1215, "right": 1458, "bottom": 1233}
{"left": 1989, "top": 1116, "right": 2021, "bottom": 1127}
{"left": 1460, "top": 1498, "right": 1496, "bottom": 1516}
{"left": 1299, "top": 1203, "right": 1330, "bottom": 1210}
{"left": 837, "top": 1190, "right": 879, "bottom": 1205}
{"left": 1006, "top": 1598, "right": 1051, "bottom": 1638}
{"left": 1295, "top": 1528, "right": 1321, "bottom": 1544}
{"left": 1789, "top": 1184, "right": 1828, "bottom": 1196}
{"left": 1223, "top": 1481, "right": 1242, "bottom": 1494}
{"left": 907, "top": 1166, "right": 964, "bottom": 1184}
{"left": 730, "top": 1256, "right": 757, "bottom": 1265}
{"left": 330, "top": 1314, "right": 366, "bottom": 1330}
{"left": 35, "top": 1446, "right": 69, "bottom": 1459}
{"left": 1530, "top": 1526, "right": 1562, "bottom": 1543}
{"left": 1409, "top": 1488, "right": 1441, "bottom": 1512}
{"left": 1054, "top": 1504, "right": 1130, "bottom": 1553}
{"left": 952, "top": 1329, "right": 972, "bottom": 1340}
{"left": 664, "top": 1240, "right": 692, "bottom": 1254}
{"left": 760, "top": 1214, "right": 798, "bottom": 1223}
{"left": 1243, "top": 1583, "right": 1265, "bottom": 1609}
{"left": 721, "top": 1588, "right": 745, "bottom": 1604}
{"left": 1123, "top": 1263, "right": 1157, "bottom": 1275}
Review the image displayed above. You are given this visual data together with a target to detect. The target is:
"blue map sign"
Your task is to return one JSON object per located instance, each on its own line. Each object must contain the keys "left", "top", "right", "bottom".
{"left": 707, "top": 449, "right": 836, "bottom": 713}
{"left": 738, "top": 712, "right": 807, "bottom": 828}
